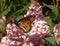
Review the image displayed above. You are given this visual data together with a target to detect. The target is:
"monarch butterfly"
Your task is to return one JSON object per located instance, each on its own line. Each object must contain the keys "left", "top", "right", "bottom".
{"left": 15, "top": 15, "right": 35, "bottom": 33}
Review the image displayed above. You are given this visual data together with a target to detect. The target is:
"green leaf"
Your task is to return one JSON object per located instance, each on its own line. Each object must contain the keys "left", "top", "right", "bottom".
{"left": 11, "top": 3, "right": 30, "bottom": 17}
{"left": 19, "top": 15, "right": 24, "bottom": 19}
{"left": 49, "top": 12, "right": 56, "bottom": 20}
{"left": 0, "top": 0, "right": 7, "bottom": 12}
{"left": 45, "top": 36, "right": 55, "bottom": 44}
{"left": 43, "top": 3, "right": 59, "bottom": 16}
{"left": 44, "top": 16, "right": 54, "bottom": 32}
{"left": 0, "top": 2, "right": 12, "bottom": 16}
{"left": 1, "top": 7, "right": 10, "bottom": 16}
{"left": 56, "top": 13, "right": 60, "bottom": 22}
{"left": 0, "top": 22, "right": 6, "bottom": 33}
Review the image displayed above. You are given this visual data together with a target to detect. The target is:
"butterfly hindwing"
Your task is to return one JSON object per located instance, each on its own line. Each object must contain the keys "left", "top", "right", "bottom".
{"left": 18, "top": 20, "right": 31, "bottom": 33}
{"left": 17, "top": 16, "right": 35, "bottom": 33}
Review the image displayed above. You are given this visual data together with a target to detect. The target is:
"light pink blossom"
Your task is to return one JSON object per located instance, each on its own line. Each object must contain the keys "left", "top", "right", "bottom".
{"left": 1, "top": 36, "right": 11, "bottom": 46}
{"left": 0, "top": 16, "right": 6, "bottom": 23}
{"left": 54, "top": 23, "right": 60, "bottom": 44}
{"left": 0, "top": 16, "right": 6, "bottom": 28}
{"left": 0, "top": 23, "right": 47, "bottom": 46}
{"left": 28, "top": 20, "right": 51, "bottom": 37}
{"left": 24, "top": 1, "right": 44, "bottom": 20}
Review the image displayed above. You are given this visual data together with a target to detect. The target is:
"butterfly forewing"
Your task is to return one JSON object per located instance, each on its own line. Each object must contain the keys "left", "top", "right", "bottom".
{"left": 17, "top": 15, "right": 35, "bottom": 33}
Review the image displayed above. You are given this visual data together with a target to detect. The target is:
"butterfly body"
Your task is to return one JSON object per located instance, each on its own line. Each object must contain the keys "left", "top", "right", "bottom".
{"left": 15, "top": 16, "right": 35, "bottom": 33}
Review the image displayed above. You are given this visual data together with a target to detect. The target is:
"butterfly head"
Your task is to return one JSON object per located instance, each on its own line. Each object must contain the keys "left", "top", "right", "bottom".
{"left": 15, "top": 18, "right": 21, "bottom": 25}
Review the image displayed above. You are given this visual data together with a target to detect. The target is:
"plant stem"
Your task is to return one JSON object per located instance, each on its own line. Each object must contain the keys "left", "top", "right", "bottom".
{"left": 53, "top": 0, "right": 56, "bottom": 6}
{"left": 56, "top": 0, "right": 59, "bottom": 7}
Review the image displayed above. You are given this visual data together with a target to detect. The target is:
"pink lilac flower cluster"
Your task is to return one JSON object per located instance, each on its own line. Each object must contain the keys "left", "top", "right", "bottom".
{"left": 54, "top": 23, "right": 60, "bottom": 44}
{"left": 24, "top": 1, "right": 44, "bottom": 20}
{"left": 1, "top": 23, "right": 34, "bottom": 46}
{"left": 0, "top": 16, "right": 6, "bottom": 28}
{"left": 27, "top": 20, "right": 50, "bottom": 37}
{"left": 0, "top": 1, "right": 51, "bottom": 46}
{"left": 0, "top": 23, "right": 46, "bottom": 46}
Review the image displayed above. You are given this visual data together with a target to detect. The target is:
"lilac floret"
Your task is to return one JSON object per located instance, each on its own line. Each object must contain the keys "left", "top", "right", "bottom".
{"left": 54, "top": 23, "right": 60, "bottom": 44}
{"left": 24, "top": 1, "right": 44, "bottom": 20}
